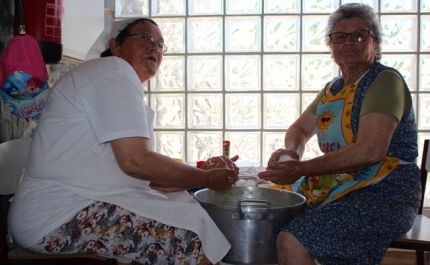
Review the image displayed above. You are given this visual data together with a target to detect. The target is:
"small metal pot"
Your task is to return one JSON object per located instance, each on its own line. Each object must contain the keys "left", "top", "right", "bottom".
{"left": 194, "top": 184, "right": 306, "bottom": 264}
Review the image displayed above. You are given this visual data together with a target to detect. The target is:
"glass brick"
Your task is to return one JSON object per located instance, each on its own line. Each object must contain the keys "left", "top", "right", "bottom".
{"left": 225, "top": 132, "right": 261, "bottom": 166}
{"left": 225, "top": 94, "right": 260, "bottom": 129}
{"left": 303, "top": 135, "right": 324, "bottom": 161}
{"left": 422, "top": 15, "right": 430, "bottom": 52}
{"left": 188, "top": 17, "right": 223, "bottom": 53}
{"left": 154, "top": 131, "right": 184, "bottom": 160}
{"left": 411, "top": 93, "right": 417, "bottom": 120}
{"left": 423, "top": 0, "right": 430, "bottom": 11}
{"left": 188, "top": 93, "right": 223, "bottom": 129}
{"left": 151, "top": 0, "right": 185, "bottom": 15}
{"left": 142, "top": 81, "right": 148, "bottom": 92}
{"left": 264, "top": 16, "right": 300, "bottom": 52}
{"left": 381, "top": 15, "right": 417, "bottom": 52}
{"left": 418, "top": 94, "right": 430, "bottom": 129}
{"left": 187, "top": 56, "right": 222, "bottom": 91}
{"left": 187, "top": 131, "right": 223, "bottom": 163}
{"left": 115, "top": 0, "right": 148, "bottom": 17}
{"left": 152, "top": 56, "right": 185, "bottom": 91}
{"left": 225, "top": 16, "right": 261, "bottom": 52}
{"left": 420, "top": 55, "right": 430, "bottom": 91}
{"left": 225, "top": 55, "right": 260, "bottom": 91}
{"left": 302, "top": 93, "right": 319, "bottom": 113}
{"left": 341, "top": 0, "right": 378, "bottom": 11}
{"left": 151, "top": 94, "right": 185, "bottom": 129}
{"left": 263, "top": 55, "right": 299, "bottom": 90}
{"left": 263, "top": 93, "right": 300, "bottom": 129}
{"left": 302, "top": 54, "right": 339, "bottom": 91}
{"left": 226, "top": 0, "right": 261, "bottom": 14}
{"left": 302, "top": 15, "right": 330, "bottom": 52}
{"left": 262, "top": 132, "right": 286, "bottom": 166}
{"left": 380, "top": 54, "right": 417, "bottom": 91}
{"left": 154, "top": 18, "right": 185, "bottom": 53}
{"left": 264, "top": 0, "right": 300, "bottom": 13}
{"left": 189, "top": 0, "right": 223, "bottom": 15}
{"left": 381, "top": 0, "right": 417, "bottom": 12}
{"left": 303, "top": 0, "right": 337, "bottom": 13}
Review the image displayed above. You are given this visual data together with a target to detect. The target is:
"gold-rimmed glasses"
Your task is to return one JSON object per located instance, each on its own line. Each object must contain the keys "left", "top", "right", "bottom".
{"left": 127, "top": 32, "right": 168, "bottom": 53}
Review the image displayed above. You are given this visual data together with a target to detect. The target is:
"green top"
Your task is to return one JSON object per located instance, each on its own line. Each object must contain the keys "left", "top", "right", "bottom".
{"left": 308, "top": 69, "right": 411, "bottom": 122}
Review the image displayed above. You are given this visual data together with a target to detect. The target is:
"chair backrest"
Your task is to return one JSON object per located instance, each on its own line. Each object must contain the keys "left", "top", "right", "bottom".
{"left": 0, "top": 138, "right": 32, "bottom": 195}
{"left": 418, "top": 139, "right": 429, "bottom": 215}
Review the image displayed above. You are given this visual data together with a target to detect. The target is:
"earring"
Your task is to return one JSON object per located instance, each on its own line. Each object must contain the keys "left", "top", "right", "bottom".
{"left": 375, "top": 52, "right": 381, "bottom": 61}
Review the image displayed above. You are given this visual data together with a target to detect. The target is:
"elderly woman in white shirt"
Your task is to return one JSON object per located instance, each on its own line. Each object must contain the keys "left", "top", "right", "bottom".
{"left": 8, "top": 17, "right": 238, "bottom": 265}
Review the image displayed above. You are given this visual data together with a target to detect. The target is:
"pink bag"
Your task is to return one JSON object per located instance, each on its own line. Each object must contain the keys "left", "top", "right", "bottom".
{"left": 0, "top": 1, "right": 50, "bottom": 118}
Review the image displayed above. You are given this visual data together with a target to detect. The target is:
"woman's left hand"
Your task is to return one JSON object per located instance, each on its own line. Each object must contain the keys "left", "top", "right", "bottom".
{"left": 200, "top": 155, "right": 239, "bottom": 175}
{"left": 258, "top": 160, "right": 303, "bottom": 185}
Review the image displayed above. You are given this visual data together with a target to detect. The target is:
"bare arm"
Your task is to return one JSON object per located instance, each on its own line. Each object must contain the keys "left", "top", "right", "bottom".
{"left": 259, "top": 112, "right": 398, "bottom": 184}
{"left": 268, "top": 109, "right": 316, "bottom": 163}
{"left": 110, "top": 137, "right": 238, "bottom": 191}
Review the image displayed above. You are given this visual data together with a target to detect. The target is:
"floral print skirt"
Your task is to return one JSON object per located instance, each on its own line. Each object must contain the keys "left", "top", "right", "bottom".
{"left": 29, "top": 201, "right": 213, "bottom": 265}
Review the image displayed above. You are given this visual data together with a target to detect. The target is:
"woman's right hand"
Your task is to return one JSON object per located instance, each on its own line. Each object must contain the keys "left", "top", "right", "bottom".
{"left": 199, "top": 155, "right": 239, "bottom": 174}
{"left": 205, "top": 168, "right": 238, "bottom": 191}
{"left": 267, "top": 149, "right": 300, "bottom": 165}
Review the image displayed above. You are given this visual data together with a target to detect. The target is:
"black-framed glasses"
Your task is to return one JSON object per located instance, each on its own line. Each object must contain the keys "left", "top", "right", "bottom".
{"left": 328, "top": 29, "right": 374, "bottom": 44}
{"left": 127, "top": 32, "right": 168, "bottom": 54}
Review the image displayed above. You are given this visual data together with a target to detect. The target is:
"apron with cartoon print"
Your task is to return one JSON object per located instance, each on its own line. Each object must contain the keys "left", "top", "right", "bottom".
{"left": 274, "top": 65, "right": 401, "bottom": 209}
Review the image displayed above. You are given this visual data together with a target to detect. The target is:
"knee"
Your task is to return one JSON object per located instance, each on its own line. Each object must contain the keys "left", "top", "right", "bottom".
{"left": 276, "top": 231, "right": 293, "bottom": 252}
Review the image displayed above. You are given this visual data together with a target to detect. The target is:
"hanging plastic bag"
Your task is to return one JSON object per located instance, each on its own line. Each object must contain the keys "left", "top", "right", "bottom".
{"left": 0, "top": 0, "right": 50, "bottom": 118}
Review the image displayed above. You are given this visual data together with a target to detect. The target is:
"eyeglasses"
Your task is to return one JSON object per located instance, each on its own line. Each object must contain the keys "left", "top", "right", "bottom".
{"left": 328, "top": 29, "right": 374, "bottom": 44}
{"left": 127, "top": 32, "right": 168, "bottom": 54}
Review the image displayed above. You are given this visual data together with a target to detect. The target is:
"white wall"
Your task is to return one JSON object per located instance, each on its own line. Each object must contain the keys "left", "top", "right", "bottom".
{"left": 63, "top": 0, "right": 104, "bottom": 61}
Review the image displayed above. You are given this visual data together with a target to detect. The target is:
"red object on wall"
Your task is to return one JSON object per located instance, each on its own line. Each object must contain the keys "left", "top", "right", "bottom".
{"left": 15, "top": 0, "right": 64, "bottom": 63}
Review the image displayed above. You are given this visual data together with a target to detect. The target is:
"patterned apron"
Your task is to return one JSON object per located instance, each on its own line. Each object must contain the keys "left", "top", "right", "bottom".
{"left": 271, "top": 82, "right": 399, "bottom": 209}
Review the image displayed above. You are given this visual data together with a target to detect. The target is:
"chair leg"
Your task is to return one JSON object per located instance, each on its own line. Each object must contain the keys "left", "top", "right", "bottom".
{"left": 416, "top": 250, "right": 425, "bottom": 265}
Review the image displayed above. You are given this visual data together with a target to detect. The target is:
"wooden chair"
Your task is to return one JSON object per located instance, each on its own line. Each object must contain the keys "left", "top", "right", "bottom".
{"left": 389, "top": 139, "right": 430, "bottom": 265}
{"left": 0, "top": 138, "right": 134, "bottom": 265}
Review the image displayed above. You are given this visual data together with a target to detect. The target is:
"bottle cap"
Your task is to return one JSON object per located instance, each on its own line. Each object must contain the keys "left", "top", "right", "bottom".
{"left": 196, "top": 160, "right": 206, "bottom": 168}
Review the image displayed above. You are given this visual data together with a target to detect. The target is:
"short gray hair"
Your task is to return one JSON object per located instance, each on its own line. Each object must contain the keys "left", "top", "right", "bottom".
{"left": 325, "top": 3, "right": 382, "bottom": 61}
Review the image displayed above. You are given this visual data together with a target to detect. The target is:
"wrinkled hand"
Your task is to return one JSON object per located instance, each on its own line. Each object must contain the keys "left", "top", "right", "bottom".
{"left": 150, "top": 155, "right": 239, "bottom": 192}
{"left": 205, "top": 168, "right": 239, "bottom": 191}
{"left": 200, "top": 155, "right": 239, "bottom": 175}
{"left": 267, "top": 149, "right": 300, "bottom": 165}
{"left": 258, "top": 160, "right": 302, "bottom": 185}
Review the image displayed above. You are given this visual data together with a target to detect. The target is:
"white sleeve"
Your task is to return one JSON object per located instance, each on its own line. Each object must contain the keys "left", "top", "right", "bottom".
{"left": 79, "top": 59, "right": 151, "bottom": 144}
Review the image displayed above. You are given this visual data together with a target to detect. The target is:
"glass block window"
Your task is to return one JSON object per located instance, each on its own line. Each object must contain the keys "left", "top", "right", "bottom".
{"left": 115, "top": 0, "right": 430, "bottom": 206}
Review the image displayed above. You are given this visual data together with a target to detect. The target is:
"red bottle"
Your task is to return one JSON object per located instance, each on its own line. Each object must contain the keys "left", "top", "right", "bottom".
{"left": 223, "top": 140, "right": 230, "bottom": 157}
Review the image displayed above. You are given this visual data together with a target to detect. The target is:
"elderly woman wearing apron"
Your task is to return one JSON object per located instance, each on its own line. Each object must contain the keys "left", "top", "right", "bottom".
{"left": 259, "top": 3, "right": 421, "bottom": 265}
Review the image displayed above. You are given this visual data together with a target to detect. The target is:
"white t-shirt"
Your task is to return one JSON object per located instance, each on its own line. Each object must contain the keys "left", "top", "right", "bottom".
{"left": 8, "top": 57, "right": 230, "bottom": 263}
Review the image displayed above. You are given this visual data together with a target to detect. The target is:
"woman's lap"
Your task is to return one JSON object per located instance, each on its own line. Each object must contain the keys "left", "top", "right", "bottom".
{"left": 278, "top": 165, "right": 421, "bottom": 265}
{"left": 29, "top": 201, "right": 212, "bottom": 265}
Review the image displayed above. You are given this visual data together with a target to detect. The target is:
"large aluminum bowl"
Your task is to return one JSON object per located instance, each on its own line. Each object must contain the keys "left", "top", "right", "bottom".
{"left": 194, "top": 187, "right": 306, "bottom": 264}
